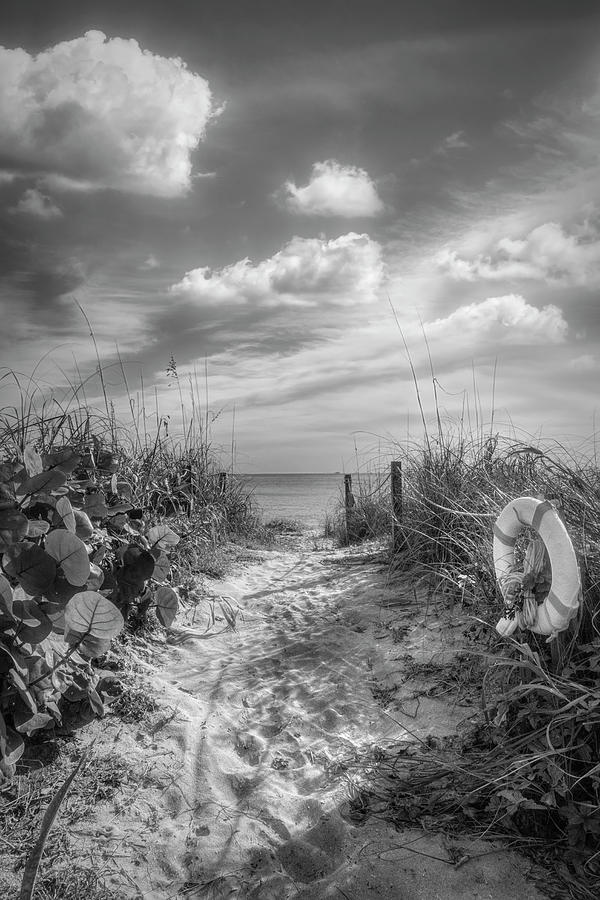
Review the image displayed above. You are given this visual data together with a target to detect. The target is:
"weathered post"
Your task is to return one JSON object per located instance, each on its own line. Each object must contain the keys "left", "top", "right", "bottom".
{"left": 391, "top": 460, "right": 403, "bottom": 552}
{"left": 344, "top": 474, "right": 355, "bottom": 542}
{"left": 218, "top": 471, "right": 227, "bottom": 495}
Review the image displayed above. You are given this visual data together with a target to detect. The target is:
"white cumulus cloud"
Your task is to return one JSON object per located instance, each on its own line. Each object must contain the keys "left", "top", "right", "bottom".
{"left": 9, "top": 187, "right": 62, "bottom": 218}
{"left": 427, "top": 294, "right": 567, "bottom": 344}
{"left": 281, "top": 160, "right": 384, "bottom": 217}
{"left": 0, "top": 30, "right": 214, "bottom": 196}
{"left": 437, "top": 221, "right": 600, "bottom": 286}
{"left": 170, "top": 232, "right": 384, "bottom": 307}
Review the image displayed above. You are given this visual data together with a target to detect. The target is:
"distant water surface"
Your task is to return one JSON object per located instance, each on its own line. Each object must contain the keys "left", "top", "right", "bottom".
{"left": 239, "top": 473, "right": 345, "bottom": 530}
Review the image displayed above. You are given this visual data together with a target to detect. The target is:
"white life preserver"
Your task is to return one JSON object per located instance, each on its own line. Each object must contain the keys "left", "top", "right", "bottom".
{"left": 493, "top": 497, "right": 580, "bottom": 637}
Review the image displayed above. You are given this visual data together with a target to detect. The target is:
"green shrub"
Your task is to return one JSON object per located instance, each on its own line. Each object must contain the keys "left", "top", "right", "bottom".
{"left": 0, "top": 439, "right": 185, "bottom": 778}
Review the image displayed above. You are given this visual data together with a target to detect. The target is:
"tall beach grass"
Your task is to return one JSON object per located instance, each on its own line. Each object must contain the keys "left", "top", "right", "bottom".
{"left": 338, "top": 373, "right": 600, "bottom": 896}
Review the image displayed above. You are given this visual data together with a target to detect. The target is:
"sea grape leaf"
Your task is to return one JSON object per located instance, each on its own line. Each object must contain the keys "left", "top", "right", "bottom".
{"left": 0, "top": 508, "right": 29, "bottom": 531}
{"left": 73, "top": 509, "right": 94, "bottom": 540}
{"left": 25, "top": 653, "right": 53, "bottom": 692}
{"left": 91, "top": 545, "right": 107, "bottom": 565}
{"left": 64, "top": 591, "right": 124, "bottom": 657}
{"left": 3, "top": 542, "right": 57, "bottom": 595}
{"left": 0, "top": 530, "right": 18, "bottom": 553}
{"left": 24, "top": 498, "right": 55, "bottom": 520}
{"left": 45, "top": 530, "right": 90, "bottom": 586}
{"left": 42, "top": 600, "right": 67, "bottom": 632}
{"left": 86, "top": 563, "right": 104, "bottom": 591}
{"left": 69, "top": 634, "right": 113, "bottom": 659}
{"left": 12, "top": 598, "right": 53, "bottom": 644}
{"left": 42, "top": 447, "right": 81, "bottom": 474}
{"left": 116, "top": 480, "right": 132, "bottom": 499}
{"left": 0, "top": 573, "right": 13, "bottom": 614}
{"left": 87, "top": 687, "right": 105, "bottom": 717}
{"left": 23, "top": 443, "right": 43, "bottom": 476}
{"left": 0, "top": 482, "right": 16, "bottom": 509}
{"left": 63, "top": 668, "right": 90, "bottom": 701}
{"left": 26, "top": 520, "right": 51, "bottom": 538}
{"left": 154, "top": 585, "right": 178, "bottom": 628}
{"left": 107, "top": 513, "right": 129, "bottom": 530}
{"left": 97, "top": 451, "right": 118, "bottom": 473}
{"left": 14, "top": 706, "right": 54, "bottom": 735}
{"left": 120, "top": 543, "right": 139, "bottom": 564}
{"left": 83, "top": 492, "right": 108, "bottom": 519}
{"left": 0, "top": 714, "right": 25, "bottom": 772}
{"left": 17, "top": 469, "right": 67, "bottom": 496}
{"left": 0, "top": 644, "right": 28, "bottom": 676}
{"left": 0, "top": 461, "right": 21, "bottom": 480}
{"left": 0, "top": 511, "right": 29, "bottom": 551}
{"left": 121, "top": 545, "right": 155, "bottom": 585}
{"left": 44, "top": 575, "right": 80, "bottom": 607}
{"left": 8, "top": 668, "right": 37, "bottom": 713}
{"left": 0, "top": 509, "right": 29, "bottom": 553}
{"left": 54, "top": 497, "right": 76, "bottom": 533}
{"left": 147, "top": 524, "right": 180, "bottom": 550}
{"left": 151, "top": 551, "right": 170, "bottom": 583}
{"left": 106, "top": 502, "right": 132, "bottom": 516}
{"left": 67, "top": 484, "right": 86, "bottom": 506}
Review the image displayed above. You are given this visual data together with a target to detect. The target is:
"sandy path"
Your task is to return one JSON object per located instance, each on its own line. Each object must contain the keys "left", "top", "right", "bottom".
{"left": 81, "top": 538, "right": 545, "bottom": 899}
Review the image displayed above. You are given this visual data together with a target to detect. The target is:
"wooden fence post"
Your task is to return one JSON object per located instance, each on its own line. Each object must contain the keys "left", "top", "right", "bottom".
{"left": 218, "top": 471, "right": 227, "bottom": 495}
{"left": 344, "top": 474, "right": 355, "bottom": 541}
{"left": 391, "top": 460, "right": 403, "bottom": 552}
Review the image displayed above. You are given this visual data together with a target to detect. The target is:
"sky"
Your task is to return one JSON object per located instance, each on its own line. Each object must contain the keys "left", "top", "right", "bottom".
{"left": 1, "top": 1, "right": 600, "bottom": 472}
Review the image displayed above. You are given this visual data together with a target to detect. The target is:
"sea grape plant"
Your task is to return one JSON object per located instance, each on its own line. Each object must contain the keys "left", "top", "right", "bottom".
{"left": 0, "top": 441, "right": 181, "bottom": 778}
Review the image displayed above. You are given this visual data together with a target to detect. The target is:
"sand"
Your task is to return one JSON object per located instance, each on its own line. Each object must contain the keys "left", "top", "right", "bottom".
{"left": 67, "top": 536, "right": 545, "bottom": 899}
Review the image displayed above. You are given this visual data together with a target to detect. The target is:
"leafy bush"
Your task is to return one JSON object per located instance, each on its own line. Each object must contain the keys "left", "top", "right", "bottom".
{"left": 0, "top": 440, "right": 182, "bottom": 778}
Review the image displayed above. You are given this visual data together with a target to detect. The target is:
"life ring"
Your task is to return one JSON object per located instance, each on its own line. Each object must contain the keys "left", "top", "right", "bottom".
{"left": 493, "top": 497, "right": 580, "bottom": 637}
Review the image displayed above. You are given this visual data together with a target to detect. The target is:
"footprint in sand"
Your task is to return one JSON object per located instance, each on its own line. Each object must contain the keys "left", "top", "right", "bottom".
{"left": 228, "top": 772, "right": 260, "bottom": 799}
{"left": 234, "top": 731, "right": 265, "bottom": 766}
{"left": 320, "top": 706, "right": 344, "bottom": 731}
{"left": 147, "top": 544, "right": 405, "bottom": 895}
{"left": 275, "top": 813, "right": 345, "bottom": 883}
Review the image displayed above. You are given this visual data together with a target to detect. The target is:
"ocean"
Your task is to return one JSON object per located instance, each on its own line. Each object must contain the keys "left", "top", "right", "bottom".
{"left": 239, "top": 473, "right": 345, "bottom": 530}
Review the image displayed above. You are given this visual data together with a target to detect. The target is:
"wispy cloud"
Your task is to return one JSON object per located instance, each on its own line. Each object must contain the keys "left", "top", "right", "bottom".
{"left": 568, "top": 353, "right": 598, "bottom": 372}
{"left": 436, "top": 130, "right": 469, "bottom": 153}
{"left": 141, "top": 254, "right": 160, "bottom": 271}
{"left": 279, "top": 160, "right": 384, "bottom": 217}
{"left": 9, "top": 188, "right": 62, "bottom": 219}
{"left": 0, "top": 30, "right": 215, "bottom": 196}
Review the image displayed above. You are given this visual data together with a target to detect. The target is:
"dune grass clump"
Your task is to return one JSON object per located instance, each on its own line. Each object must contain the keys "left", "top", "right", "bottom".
{"left": 0, "top": 361, "right": 266, "bottom": 895}
{"left": 0, "top": 366, "right": 261, "bottom": 774}
{"left": 328, "top": 471, "right": 392, "bottom": 545}
{"left": 350, "top": 426, "right": 600, "bottom": 897}
{"left": 393, "top": 433, "right": 600, "bottom": 630}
